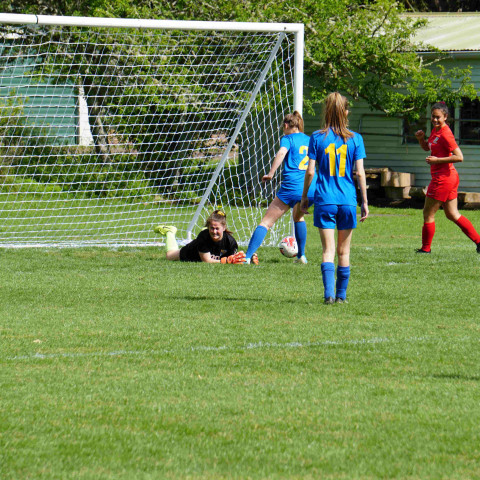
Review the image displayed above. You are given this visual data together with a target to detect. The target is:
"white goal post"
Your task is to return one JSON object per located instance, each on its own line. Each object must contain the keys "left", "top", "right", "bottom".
{"left": 0, "top": 13, "right": 304, "bottom": 247}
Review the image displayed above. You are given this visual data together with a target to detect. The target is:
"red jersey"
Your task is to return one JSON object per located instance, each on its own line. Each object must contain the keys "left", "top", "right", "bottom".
{"left": 427, "top": 124, "right": 458, "bottom": 176}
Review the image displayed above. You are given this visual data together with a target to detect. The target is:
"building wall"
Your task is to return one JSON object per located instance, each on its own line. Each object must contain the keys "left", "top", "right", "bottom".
{"left": 0, "top": 59, "right": 77, "bottom": 145}
{"left": 303, "top": 57, "right": 480, "bottom": 193}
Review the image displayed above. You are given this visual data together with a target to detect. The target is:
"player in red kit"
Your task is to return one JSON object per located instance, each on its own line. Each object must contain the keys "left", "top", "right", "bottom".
{"left": 415, "top": 102, "right": 480, "bottom": 254}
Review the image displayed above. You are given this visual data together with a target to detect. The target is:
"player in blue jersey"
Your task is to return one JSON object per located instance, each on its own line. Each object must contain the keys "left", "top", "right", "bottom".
{"left": 244, "top": 111, "right": 317, "bottom": 264}
{"left": 301, "top": 92, "right": 368, "bottom": 304}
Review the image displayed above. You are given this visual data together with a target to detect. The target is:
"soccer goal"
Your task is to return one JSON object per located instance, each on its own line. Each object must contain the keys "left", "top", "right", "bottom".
{"left": 0, "top": 14, "right": 304, "bottom": 247}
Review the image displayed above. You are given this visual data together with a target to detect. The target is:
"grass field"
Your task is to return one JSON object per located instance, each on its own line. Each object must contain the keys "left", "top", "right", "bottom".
{"left": 1, "top": 206, "right": 480, "bottom": 479}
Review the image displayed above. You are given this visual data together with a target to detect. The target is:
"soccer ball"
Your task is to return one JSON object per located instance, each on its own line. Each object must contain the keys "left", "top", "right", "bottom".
{"left": 279, "top": 236, "right": 298, "bottom": 258}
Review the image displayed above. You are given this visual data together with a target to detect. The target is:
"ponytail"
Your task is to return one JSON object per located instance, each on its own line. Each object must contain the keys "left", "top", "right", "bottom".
{"left": 321, "top": 92, "right": 353, "bottom": 142}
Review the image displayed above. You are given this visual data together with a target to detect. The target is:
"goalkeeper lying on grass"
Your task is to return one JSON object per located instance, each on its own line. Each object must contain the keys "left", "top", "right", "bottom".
{"left": 154, "top": 210, "right": 258, "bottom": 264}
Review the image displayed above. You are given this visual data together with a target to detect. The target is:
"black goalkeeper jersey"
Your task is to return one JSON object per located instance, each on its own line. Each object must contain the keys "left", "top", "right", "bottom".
{"left": 179, "top": 229, "right": 238, "bottom": 262}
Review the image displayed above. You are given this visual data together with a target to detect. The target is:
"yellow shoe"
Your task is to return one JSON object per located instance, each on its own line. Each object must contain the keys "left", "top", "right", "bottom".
{"left": 154, "top": 225, "right": 177, "bottom": 235}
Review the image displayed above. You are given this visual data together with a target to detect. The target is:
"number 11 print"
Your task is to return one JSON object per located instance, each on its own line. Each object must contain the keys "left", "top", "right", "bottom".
{"left": 325, "top": 143, "right": 347, "bottom": 177}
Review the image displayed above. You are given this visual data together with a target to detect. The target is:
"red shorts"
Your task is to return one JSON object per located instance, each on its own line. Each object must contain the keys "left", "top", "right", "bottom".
{"left": 426, "top": 170, "right": 459, "bottom": 203}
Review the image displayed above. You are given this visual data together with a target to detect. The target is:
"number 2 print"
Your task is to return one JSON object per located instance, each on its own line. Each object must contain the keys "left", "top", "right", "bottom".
{"left": 298, "top": 145, "right": 309, "bottom": 170}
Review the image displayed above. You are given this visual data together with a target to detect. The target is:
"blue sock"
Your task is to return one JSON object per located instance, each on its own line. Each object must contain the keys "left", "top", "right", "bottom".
{"left": 294, "top": 221, "right": 307, "bottom": 258}
{"left": 245, "top": 225, "right": 268, "bottom": 259}
{"left": 336, "top": 265, "right": 350, "bottom": 300}
{"left": 321, "top": 262, "right": 335, "bottom": 299}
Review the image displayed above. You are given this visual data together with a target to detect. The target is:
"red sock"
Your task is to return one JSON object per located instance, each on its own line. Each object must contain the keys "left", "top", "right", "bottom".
{"left": 422, "top": 222, "right": 435, "bottom": 252}
{"left": 455, "top": 215, "right": 480, "bottom": 244}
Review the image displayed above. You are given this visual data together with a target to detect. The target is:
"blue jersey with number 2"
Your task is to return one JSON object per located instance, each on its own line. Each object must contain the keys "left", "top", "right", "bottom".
{"left": 308, "top": 129, "right": 366, "bottom": 206}
{"left": 279, "top": 132, "right": 315, "bottom": 193}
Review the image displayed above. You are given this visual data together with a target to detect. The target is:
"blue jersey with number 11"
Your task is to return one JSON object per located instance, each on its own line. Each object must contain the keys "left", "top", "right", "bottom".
{"left": 308, "top": 128, "right": 366, "bottom": 206}
{"left": 279, "top": 132, "right": 312, "bottom": 192}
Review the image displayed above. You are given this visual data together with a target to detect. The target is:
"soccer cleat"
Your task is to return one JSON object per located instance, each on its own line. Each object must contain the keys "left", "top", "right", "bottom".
{"left": 477, "top": 242, "right": 480, "bottom": 254}
{"left": 244, "top": 254, "right": 259, "bottom": 265}
{"left": 415, "top": 248, "right": 431, "bottom": 254}
{"left": 293, "top": 255, "right": 308, "bottom": 264}
{"left": 335, "top": 297, "right": 347, "bottom": 304}
{"left": 324, "top": 297, "right": 335, "bottom": 305}
{"left": 154, "top": 225, "right": 177, "bottom": 235}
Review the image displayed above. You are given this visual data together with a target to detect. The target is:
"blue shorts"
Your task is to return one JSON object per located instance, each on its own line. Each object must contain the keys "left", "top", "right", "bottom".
{"left": 277, "top": 186, "right": 314, "bottom": 209}
{"left": 313, "top": 204, "right": 357, "bottom": 230}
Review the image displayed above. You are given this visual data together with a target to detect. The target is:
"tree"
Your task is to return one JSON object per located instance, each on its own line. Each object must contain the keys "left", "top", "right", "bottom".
{"left": 90, "top": 0, "right": 478, "bottom": 120}
{"left": 1, "top": 0, "right": 477, "bottom": 120}
{"left": 0, "top": 0, "right": 93, "bottom": 15}
{"left": 0, "top": 9, "right": 287, "bottom": 199}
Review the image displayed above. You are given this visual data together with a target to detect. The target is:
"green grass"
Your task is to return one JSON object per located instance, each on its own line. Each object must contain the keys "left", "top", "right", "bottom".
{"left": 1, "top": 206, "right": 480, "bottom": 479}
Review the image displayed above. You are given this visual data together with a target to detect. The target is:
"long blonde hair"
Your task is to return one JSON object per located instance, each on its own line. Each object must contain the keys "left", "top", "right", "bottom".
{"left": 321, "top": 92, "right": 353, "bottom": 142}
{"left": 283, "top": 111, "right": 304, "bottom": 133}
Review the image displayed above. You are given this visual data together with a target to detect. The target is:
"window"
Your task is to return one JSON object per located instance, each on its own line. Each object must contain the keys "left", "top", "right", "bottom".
{"left": 402, "top": 116, "right": 428, "bottom": 144}
{"left": 459, "top": 98, "right": 480, "bottom": 145}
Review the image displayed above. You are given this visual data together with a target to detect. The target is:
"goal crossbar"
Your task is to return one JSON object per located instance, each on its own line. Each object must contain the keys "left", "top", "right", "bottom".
{"left": 0, "top": 14, "right": 304, "bottom": 33}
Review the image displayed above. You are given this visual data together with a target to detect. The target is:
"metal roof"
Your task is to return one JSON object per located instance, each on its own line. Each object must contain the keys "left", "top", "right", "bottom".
{"left": 405, "top": 13, "right": 480, "bottom": 52}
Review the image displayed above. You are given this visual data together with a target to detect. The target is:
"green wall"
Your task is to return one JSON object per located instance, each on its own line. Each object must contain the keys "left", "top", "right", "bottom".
{"left": 0, "top": 58, "right": 77, "bottom": 145}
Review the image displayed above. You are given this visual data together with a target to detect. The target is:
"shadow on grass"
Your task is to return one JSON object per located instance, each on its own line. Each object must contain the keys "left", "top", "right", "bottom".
{"left": 176, "top": 294, "right": 300, "bottom": 304}
{"left": 432, "top": 373, "right": 480, "bottom": 382}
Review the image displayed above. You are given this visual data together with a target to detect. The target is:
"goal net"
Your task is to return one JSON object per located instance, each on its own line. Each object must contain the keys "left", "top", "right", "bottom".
{"left": 0, "top": 15, "right": 303, "bottom": 247}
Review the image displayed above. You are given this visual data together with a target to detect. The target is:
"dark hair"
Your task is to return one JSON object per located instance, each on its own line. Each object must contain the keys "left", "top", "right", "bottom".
{"left": 205, "top": 209, "right": 232, "bottom": 235}
{"left": 431, "top": 102, "right": 449, "bottom": 116}
{"left": 283, "top": 111, "right": 304, "bottom": 133}
{"left": 321, "top": 92, "right": 353, "bottom": 142}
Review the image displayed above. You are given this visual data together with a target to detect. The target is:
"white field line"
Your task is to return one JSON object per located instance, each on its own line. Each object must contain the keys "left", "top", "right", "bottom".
{"left": 4, "top": 336, "right": 440, "bottom": 361}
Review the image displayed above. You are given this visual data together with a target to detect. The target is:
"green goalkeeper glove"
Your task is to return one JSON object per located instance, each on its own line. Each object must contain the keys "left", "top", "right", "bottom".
{"left": 221, "top": 251, "right": 246, "bottom": 264}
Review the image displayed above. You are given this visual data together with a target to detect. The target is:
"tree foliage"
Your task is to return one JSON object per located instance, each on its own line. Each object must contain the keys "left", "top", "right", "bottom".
{"left": 83, "top": 0, "right": 479, "bottom": 120}
{"left": 0, "top": 12, "right": 288, "bottom": 198}
{"left": 0, "top": 0, "right": 477, "bottom": 121}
